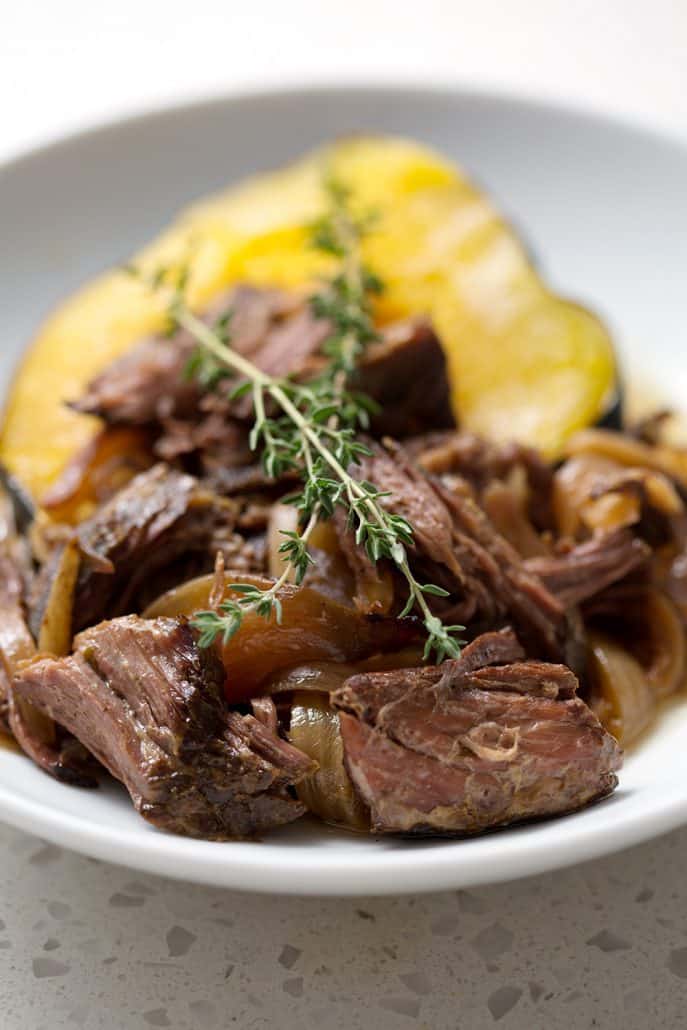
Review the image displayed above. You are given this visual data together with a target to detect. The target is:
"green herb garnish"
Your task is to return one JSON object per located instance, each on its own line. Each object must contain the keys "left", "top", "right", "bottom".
{"left": 127, "top": 177, "right": 464, "bottom": 663}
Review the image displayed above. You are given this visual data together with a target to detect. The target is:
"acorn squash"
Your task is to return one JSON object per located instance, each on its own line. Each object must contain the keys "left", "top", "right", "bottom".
{"left": 0, "top": 136, "right": 618, "bottom": 497}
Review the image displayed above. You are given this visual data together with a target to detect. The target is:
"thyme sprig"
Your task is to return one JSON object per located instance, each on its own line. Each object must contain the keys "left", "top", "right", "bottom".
{"left": 127, "top": 178, "right": 464, "bottom": 663}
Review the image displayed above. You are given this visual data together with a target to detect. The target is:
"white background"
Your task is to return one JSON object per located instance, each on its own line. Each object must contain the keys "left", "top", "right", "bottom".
{"left": 2, "top": 4, "right": 687, "bottom": 1028}
{"left": 3, "top": 0, "right": 687, "bottom": 162}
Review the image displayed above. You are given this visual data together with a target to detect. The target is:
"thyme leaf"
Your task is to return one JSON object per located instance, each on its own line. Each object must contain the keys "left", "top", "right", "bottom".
{"left": 125, "top": 178, "right": 464, "bottom": 662}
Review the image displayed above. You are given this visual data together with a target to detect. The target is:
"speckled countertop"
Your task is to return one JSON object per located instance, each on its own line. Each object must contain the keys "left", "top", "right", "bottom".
{"left": 0, "top": 821, "right": 685, "bottom": 1029}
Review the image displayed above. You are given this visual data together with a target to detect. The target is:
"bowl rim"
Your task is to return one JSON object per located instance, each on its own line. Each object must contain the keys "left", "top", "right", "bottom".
{"left": 1, "top": 79, "right": 686, "bottom": 181}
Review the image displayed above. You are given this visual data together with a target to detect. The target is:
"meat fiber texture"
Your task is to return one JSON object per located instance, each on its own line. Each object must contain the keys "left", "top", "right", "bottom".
{"left": 13, "top": 616, "right": 315, "bottom": 839}
{"left": 333, "top": 630, "right": 622, "bottom": 835}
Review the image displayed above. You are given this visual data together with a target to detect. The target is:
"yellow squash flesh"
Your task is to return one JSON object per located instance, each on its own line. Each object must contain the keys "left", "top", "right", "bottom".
{"left": 0, "top": 136, "right": 617, "bottom": 498}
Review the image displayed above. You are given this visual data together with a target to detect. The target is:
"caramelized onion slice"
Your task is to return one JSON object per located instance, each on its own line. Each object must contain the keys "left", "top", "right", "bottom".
{"left": 587, "top": 631, "right": 655, "bottom": 746}
{"left": 265, "top": 661, "right": 359, "bottom": 696}
{"left": 643, "top": 589, "right": 686, "bottom": 699}
{"left": 290, "top": 692, "right": 369, "bottom": 831}
{"left": 565, "top": 429, "right": 687, "bottom": 489}
{"left": 7, "top": 539, "right": 83, "bottom": 763}
{"left": 267, "top": 504, "right": 357, "bottom": 605}
{"left": 482, "top": 474, "right": 549, "bottom": 558}
{"left": 36, "top": 540, "right": 81, "bottom": 656}
{"left": 553, "top": 453, "right": 682, "bottom": 538}
{"left": 264, "top": 650, "right": 426, "bottom": 698}
{"left": 143, "top": 572, "right": 417, "bottom": 698}
{"left": 554, "top": 455, "right": 640, "bottom": 537}
{"left": 41, "top": 427, "right": 154, "bottom": 524}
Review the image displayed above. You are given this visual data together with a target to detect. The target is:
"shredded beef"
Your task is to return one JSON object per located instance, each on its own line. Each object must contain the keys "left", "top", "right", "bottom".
{"left": 73, "top": 287, "right": 302, "bottom": 425}
{"left": 62, "top": 464, "right": 253, "bottom": 632}
{"left": 406, "top": 430, "right": 554, "bottom": 529}
{"left": 73, "top": 335, "right": 200, "bottom": 426}
{"left": 73, "top": 287, "right": 454, "bottom": 497}
{"left": 336, "top": 442, "right": 573, "bottom": 664}
{"left": 332, "top": 630, "right": 622, "bottom": 835}
{"left": 525, "top": 529, "right": 650, "bottom": 607}
{"left": 13, "top": 616, "right": 314, "bottom": 838}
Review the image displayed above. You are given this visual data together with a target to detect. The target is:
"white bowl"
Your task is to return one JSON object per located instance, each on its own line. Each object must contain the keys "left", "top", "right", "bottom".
{"left": 1, "top": 85, "right": 686, "bottom": 895}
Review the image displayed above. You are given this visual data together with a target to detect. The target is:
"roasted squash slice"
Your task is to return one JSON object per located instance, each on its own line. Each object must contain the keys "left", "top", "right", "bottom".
{"left": 0, "top": 136, "right": 618, "bottom": 497}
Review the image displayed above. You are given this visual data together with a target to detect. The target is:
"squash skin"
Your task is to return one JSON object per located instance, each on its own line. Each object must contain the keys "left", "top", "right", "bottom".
{"left": 0, "top": 136, "right": 618, "bottom": 498}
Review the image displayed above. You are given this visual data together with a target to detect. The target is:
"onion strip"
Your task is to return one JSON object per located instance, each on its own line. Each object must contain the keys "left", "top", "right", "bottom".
{"left": 290, "top": 692, "right": 369, "bottom": 831}
{"left": 587, "top": 631, "right": 655, "bottom": 746}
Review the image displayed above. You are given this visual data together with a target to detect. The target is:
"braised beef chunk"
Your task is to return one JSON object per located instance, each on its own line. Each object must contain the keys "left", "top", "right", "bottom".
{"left": 524, "top": 529, "right": 650, "bottom": 607}
{"left": 68, "top": 464, "right": 256, "bottom": 631}
{"left": 332, "top": 630, "right": 622, "bottom": 835}
{"left": 7, "top": 692, "right": 98, "bottom": 788}
{"left": 72, "top": 287, "right": 303, "bottom": 425}
{"left": 72, "top": 335, "right": 199, "bottom": 426}
{"left": 353, "top": 319, "right": 454, "bottom": 437}
{"left": 336, "top": 442, "right": 572, "bottom": 663}
{"left": 156, "top": 410, "right": 295, "bottom": 498}
{"left": 13, "top": 616, "right": 314, "bottom": 838}
{"left": 73, "top": 288, "right": 454, "bottom": 495}
{"left": 332, "top": 629, "right": 526, "bottom": 720}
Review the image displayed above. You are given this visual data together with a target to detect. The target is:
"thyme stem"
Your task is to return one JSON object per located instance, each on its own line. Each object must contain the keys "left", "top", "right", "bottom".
{"left": 131, "top": 178, "right": 463, "bottom": 663}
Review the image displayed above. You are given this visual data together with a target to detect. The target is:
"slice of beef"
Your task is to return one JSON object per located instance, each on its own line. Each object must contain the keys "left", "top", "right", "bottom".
{"left": 13, "top": 616, "right": 314, "bottom": 838}
{"left": 72, "top": 286, "right": 323, "bottom": 430}
{"left": 61, "top": 464, "right": 249, "bottom": 632}
{"left": 332, "top": 630, "right": 622, "bottom": 835}
{"left": 71, "top": 287, "right": 326, "bottom": 497}
{"left": 331, "top": 629, "right": 526, "bottom": 719}
{"left": 156, "top": 407, "right": 299, "bottom": 497}
{"left": 524, "top": 529, "right": 651, "bottom": 607}
{"left": 336, "top": 442, "right": 572, "bottom": 663}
